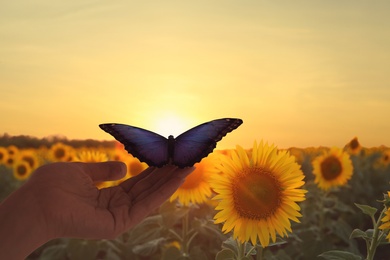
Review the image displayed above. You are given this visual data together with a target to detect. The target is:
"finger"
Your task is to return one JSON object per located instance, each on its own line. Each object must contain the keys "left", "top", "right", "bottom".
{"left": 132, "top": 166, "right": 195, "bottom": 203}
{"left": 127, "top": 168, "right": 194, "bottom": 224}
{"left": 119, "top": 167, "right": 156, "bottom": 192}
{"left": 127, "top": 165, "right": 178, "bottom": 199}
{"left": 75, "top": 161, "right": 127, "bottom": 182}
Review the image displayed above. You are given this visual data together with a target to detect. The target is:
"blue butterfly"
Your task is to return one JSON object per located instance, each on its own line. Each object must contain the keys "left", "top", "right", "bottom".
{"left": 99, "top": 118, "right": 243, "bottom": 168}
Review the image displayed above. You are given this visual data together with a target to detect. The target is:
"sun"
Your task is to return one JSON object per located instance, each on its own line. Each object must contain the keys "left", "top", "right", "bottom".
{"left": 153, "top": 113, "right": 192, "bottom": 138}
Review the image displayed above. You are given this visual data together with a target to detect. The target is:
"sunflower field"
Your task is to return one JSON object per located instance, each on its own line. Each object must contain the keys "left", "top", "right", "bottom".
{"left": 1, "top": 135, "right": 390, "bottom": 260}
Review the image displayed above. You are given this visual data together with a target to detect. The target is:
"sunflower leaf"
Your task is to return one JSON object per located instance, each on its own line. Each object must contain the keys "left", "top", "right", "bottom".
{"left": 267, "top": 237, "right": 287, "bottom": 247}
{"left": 215, "top": 248, "right": 236, "bottom": 260}
{"left": 221, "top": 237, "right": 239, "bottom": 252}
{"left": 378, "top": 231, "right": 390, "bottom": 246}
{"left": 132, "top": 237, "right": 166, "bottom": 256}
{"left": 354, "top": 203, "right": 377, "bottom": 217}
{"left": 318, "top": 250, "right": 362, "bottom": 260}
{"left": 161, "top": 247, "right": 181, "bottom": 260}
{"left": 349, "top": 229, "right": 371, "bottom": 240}
{"left": 39, "top": 245, "right": 67, "bottom": 260}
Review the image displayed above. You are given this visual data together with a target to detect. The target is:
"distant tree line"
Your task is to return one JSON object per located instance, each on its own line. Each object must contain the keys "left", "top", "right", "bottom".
{"left": 0, "top": 133, "right": 116, "bottom": 149}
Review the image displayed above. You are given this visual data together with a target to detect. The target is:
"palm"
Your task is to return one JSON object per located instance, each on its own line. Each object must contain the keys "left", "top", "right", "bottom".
{"left": 27, "top": 162, "right": 192, "bottom": 240}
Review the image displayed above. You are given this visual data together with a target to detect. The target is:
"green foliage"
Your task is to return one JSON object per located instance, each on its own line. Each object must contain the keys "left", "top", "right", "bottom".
{"left": 354, "top": 204, "right": 377, "bottom": 218}
{"left": 318, "top": 250, "right": 362, "bottom": 260}
{"left": 1, "top": 137, "right": 390, "bottom": 259}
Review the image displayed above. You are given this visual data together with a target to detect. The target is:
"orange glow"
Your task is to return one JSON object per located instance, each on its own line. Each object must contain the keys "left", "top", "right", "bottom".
{"left": 153, "top": 113, "right": 192, "bottom": 138}
{"left": 1, "top": 2, "right": 389, "bottom": 148}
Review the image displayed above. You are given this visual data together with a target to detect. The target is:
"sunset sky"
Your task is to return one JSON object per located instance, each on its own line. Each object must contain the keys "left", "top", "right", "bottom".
{"left": 1, "top": 1, "right": 390, "bottom": 149}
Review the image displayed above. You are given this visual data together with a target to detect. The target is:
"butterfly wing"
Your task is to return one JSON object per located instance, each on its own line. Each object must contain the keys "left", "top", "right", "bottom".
{"left": 173, "top": 118, "right": 243, "bottom": 167}
{"left": 99, "top": 123, "right": 169, "bottom": 167}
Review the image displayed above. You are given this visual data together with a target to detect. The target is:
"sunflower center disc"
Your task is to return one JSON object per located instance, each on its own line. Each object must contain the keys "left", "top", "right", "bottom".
{"left": 54, "top": 148, "right": 66, "bottom": 159}
{"left": 17, "top": 165, "right": 27, "bottom": 176}
{"left": 233, "top": 167, "right": 282, "bottom": 220}
{"left": 321, "top": 155, "right": 342, "bottom": 180}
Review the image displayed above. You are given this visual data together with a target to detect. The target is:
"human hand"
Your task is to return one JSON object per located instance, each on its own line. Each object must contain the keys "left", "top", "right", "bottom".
{"left": 23, "top": 162, "right": 194, "bottom": 240}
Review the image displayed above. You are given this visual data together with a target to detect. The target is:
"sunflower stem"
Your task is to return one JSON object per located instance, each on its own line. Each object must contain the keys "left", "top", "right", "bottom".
{"left": 255, "top": 244, "right": 265, "bottom": 260}
{"left": 245, "top": 245, "right": 256, "bottom": 257}
{"left": 366, "top": 207, "right": 386, "bottom": 260}
{"left": 181, "top": 209, "right": 190, "bottom": 256}
{"left": 236, "top": 239, "right": 246, "bottom": 259}
{"left": 319, "top": 190, "right": 327, "bottom": 236}
{"left": 186, "top": 230, "right": 199, "bottom": 252}
{"left": 168, "top": 229, "right": 182, "bottom": 242}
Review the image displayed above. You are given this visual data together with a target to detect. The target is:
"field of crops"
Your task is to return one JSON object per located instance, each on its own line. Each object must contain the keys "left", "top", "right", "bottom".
{"left": 1, "top": 135, "right": 389, "bottom": 260}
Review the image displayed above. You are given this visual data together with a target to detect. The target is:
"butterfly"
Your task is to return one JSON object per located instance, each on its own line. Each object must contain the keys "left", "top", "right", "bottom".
{"left": 99, "top": 118, "right": 243, "bottom": 168}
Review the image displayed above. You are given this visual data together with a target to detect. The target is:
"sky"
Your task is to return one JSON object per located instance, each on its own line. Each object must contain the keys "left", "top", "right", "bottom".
{"left": 1, "top": 0, "right": 390, "bottom": 149}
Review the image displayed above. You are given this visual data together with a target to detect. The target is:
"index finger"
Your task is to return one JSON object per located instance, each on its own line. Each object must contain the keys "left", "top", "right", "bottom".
{"left": 131, "top": 166, "right": 195, "bottom": 203}
{"left": 74, "top": 161, "right": 127, "bottom": 181}
{"left": 127, "top": 167, "right": 195, "bottom": 224}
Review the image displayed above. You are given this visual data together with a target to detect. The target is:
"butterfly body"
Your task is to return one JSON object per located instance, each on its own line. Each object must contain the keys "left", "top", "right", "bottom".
{"left": 99, "top": 118, "right": 243, "bottom": 168}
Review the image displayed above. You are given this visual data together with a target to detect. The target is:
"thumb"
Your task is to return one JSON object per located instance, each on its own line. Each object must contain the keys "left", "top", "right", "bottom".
{"left": 76, "top": 161, "right": 127, "bottom": 182}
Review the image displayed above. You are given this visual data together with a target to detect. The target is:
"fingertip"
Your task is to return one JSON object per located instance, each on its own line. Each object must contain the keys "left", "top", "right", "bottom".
{"left": 119, "top": 161, "right": 128, "bottom": 174}
{"left": 97, "top": 161, "right": 127, "bottom": 180}
{"left": 110, "top": 161, "right": 127, "bottom": 177}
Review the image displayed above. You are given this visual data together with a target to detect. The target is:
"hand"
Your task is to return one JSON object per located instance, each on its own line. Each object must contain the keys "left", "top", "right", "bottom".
{"left": 0, "top": 162, "right": 194, "bottom": 259}
{"left": 31, "top": 162, "right": 194, "bottom": 239}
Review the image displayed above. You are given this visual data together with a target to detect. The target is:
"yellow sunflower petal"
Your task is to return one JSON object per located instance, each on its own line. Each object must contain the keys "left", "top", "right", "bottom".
{"left": 211, "top": 140, "right": 306, "bottom": 247}
{"left": 312, "top": 147, "right": 353, "bottom": 191}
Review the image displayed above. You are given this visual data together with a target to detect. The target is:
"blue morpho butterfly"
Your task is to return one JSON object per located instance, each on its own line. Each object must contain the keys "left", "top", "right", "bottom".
{"left": 99, "top": 118, "right": 243, "bottom": 168}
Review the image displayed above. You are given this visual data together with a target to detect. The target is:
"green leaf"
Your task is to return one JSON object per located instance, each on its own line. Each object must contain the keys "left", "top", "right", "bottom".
{"left": 67, "top": 239, "right": 100, "bottom": 260}
{"left": 100, "top": 239, "right": 121, "bottom": 254}
{"left": 350, "top": 229, "right": 371, "bottom": 240}
{"left": 39, "top": 245, "right": 67, "bottom": 260}
{"left": 104, "top": 249, "right": 123, "bottom": 260}
{"left": 354, "top": 203, "right": 377, "bottom": 217}
{"left": 127, "top": 215, "right": 164, "bottom": 244}
{"left": 215, "top": 248, "right": 236, "bottom": 260}
{"left": 318, "top": 250, "right": 362, "bottom": 260}
{"left": 161, "top": 246, "right": 182, "bottom": 260}
{"left": 327, "top": 218, "right": 353, "bottom": 243}
{"left": 132, "top": 237, "right": 166, "bottom": 256}
{"left": 193, "top": 219, "right": 228, "bottom": 241}
{"left": 221, "top": 237, "right": 238, "bottom": 252}
{"left": 159, "top": 201, "right": 190, "bottom": 227}
{"left": 378, "top": 230, "right": 390, "bottom": 246}
{"left": 189, "top": 245, "right": 208, "bottom": 260}
{"left": 267, "top": 237, "right": 288, "bottom": 247}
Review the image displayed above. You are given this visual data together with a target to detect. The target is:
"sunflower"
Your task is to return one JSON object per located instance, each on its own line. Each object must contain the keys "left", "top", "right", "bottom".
{"left": 211, "top": 141, "right": 306, "bottom": 247}
{"left": 74, "top": 149, "right": 109, "bottom": 162}
{"left": 5, "top": 145, "right": 19, "bottom": 167}
{"left": 126, "top": 156, "right": 148, "bottom": 177}
{"left": 7, "top": 145, "right": 19, "bottom": 157}
{"left": 19, "top": 149, "right": 41, "bottom": 170}
{"left": 345, "top": 137, "right": 362, "bottom": 155}
{"left": 379, "top": 150, "right": 390, "bottom": 166}
{"left": 13, "top": 159, "right": 33, "bottom": 181}
{"left": 170, "top": 156, "right": 215, "bottom": 206}
{"left": 287, "top": 147, "right": 305, "bottom": 165}
{"left": 72, "top": 149, "right": 122, "bottom": 189}
{"left": 379, "top": 191, "right": 390, "bottom": 242}
{"left": 312, "top": 147, "right": 353, "bottom": 191}
{"left": 0, "top": 146, "right": 9, "bottom": 165}
{"left": 48, "top": 142, "right": 75, "bottom": 162}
